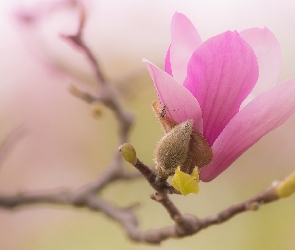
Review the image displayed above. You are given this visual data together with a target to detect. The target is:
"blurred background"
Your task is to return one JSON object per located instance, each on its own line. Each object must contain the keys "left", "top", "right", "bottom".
{"left": 0, "top": 0, "right": 295, "bottom": 249}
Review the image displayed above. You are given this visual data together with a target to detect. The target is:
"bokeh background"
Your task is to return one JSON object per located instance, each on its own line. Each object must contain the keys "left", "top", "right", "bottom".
{"left": 0, "top": 0, "right": 295, "bottom": 249}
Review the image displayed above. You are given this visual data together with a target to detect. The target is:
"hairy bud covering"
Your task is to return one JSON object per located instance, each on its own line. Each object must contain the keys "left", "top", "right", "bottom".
{"left": 154, "top": 120, "right": 193, "bottom": 177}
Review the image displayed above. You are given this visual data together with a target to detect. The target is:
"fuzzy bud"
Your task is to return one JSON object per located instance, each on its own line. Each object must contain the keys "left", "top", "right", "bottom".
{"left": 154, "top": 120, "right": 193, "bottom": 177}
{"left": 152, "top": 101, "right": 212, "bottom": 175}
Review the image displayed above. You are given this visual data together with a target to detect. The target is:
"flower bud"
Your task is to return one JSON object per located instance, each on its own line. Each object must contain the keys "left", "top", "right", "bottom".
{"left": 277, "top": 172, "right": 295, "bottom": 198}
{"left": 119, "top": 143, "right": 137, "bottom": 165}
{"left": 152, "top": 101, "right": 213, "bottom": 177}
{"left": 154, "top": 120, "right": 193, "bottom": 177}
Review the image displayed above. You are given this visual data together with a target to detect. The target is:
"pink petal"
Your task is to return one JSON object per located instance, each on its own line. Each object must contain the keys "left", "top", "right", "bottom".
{"left": 184, "top": 31, "right": 259, "bottom": 146}
{"left": 240, "top": 27, "right": 281, "bottom": 105}
{"left": 144, "top": 60, "right": 203, "bottom": 132}
{"left": 170, "top": 12, "right": 202, "bottom": 84}
{"left": 164, "top": 45, "right": 172, "bottom": 76}
{"left": 200, "top": 76, "right": 295, "bottom": 182}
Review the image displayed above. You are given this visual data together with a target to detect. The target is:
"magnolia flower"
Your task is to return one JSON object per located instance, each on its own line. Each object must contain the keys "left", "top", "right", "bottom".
{"left": 145, "top": 12, "right": 295, "bottom": 182}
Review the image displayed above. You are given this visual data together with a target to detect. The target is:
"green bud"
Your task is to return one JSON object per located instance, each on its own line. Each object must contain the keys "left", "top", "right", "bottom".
{"left": 277, "top": 172, "right": 295, "bottom": 198}
{"left": 119, "top": 143, "right": 137, "bottom": 165}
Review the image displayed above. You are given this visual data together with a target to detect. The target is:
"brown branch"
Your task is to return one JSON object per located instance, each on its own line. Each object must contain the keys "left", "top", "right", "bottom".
{"left": 116, "top": 148, "right": 284, "bottom": 243}
{"left": 75, "top": 151, "right": 142, "bottom": 196}
{"left": 151, "top": 192, "right": 182, "bottom": 221}
{"left": 63, "top": 33, "right": 106, "bottom": 85}
{"left": 199, "top": 185, "right": 278, "bottom": 226}
{"left": 61, "top": 4, "right": 106, "bottom": 85}
{"left": 0, "top": 177, "right": 281, "bottom": 244}
{"left": 128, "top": 182, "right": 279, "bottom": 244}
{"left": 0, "top": 190, "right": 71, "bottom": 208}
{"left": 60, "top": 5, "right": 133, "bottom": 143}
{"left": 132, "top": 158, "right": 180, "bottom": 194}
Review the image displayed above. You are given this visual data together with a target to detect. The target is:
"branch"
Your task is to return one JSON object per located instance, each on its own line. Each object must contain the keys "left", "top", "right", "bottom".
{"left": 127, "top": 180, "right": 280, "bottom": 244}
{"left": 0, "top": 190, "right": 71, "bottom": 208}
{"left": 0, "top": 131, "right": 294, "bottom": 245}
{"left": 61, "top": 5, "right": 133, "bottom": 143}
{"left": 75, "top": 151, "right": 142, "bottom": 196}
{"left": 117, "top": 144, "right": 294, "bottom": 244}
{"left": 0, "top": 176, "right": 281, "bottom": 244}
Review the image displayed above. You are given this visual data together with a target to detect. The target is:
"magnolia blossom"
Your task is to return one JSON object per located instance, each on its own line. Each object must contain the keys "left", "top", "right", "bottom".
{"left": 145, "top": 12, "right": 295, "bottom": 182}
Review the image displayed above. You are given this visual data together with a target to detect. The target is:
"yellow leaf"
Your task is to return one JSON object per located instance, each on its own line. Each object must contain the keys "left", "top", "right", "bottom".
{"left": 171, "top": 167, "right": 199, "bottom": 196}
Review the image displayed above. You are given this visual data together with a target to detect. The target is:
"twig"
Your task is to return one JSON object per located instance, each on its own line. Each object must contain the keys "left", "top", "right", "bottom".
{"left": 0, "top": 176, "right": 280, "bottom": 244}
{"left": 60, "top": 5, "right": 133, "bottom": 143}
{"left": 118, "top": 144, "right": 180, "bottom": 194}
{"left": 132, "top": 158, "right": 180, "bottom": 194}
{"left": 75, "top": 151, "right": 141, "bottom": 196}
{"left": 126, "top": 181, "right": 280, "bottom": 244}
{"left": 60, "top": 4, "right": 106, "bottom": 85}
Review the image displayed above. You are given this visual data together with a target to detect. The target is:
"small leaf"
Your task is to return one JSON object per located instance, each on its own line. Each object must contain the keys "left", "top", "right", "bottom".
{"left": 172, "top": 166, "right": 199, "bottom": 195}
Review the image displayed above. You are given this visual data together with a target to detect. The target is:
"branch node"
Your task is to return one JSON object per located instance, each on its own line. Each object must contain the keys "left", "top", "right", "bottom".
{"left": 175, "top": 214, "right": 198, "bottom": 236}
{"left": 173, "top": 214, "right": 181, "bottom": 222}
{"left": 152, "top": 192, "right": 163, "bottom": 202}
{"left": 246, "top": 201, "right": 261, "bottom": 211}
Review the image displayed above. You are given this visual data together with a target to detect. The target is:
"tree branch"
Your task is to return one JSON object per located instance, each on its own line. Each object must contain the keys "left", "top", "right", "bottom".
{"left": 0, "top": 176, "right": 281, "bottom": 244}
{"left": 61, "top": 5, "right": 133, "bottom": 143}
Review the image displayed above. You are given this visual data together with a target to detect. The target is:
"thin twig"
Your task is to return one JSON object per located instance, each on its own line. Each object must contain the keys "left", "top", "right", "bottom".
{"left": 134, "top": 158, "right": 180, "bottom": 194}
{"left": 0, "top": 177, "right": 280, "bottom": 244}
{"left": 76, "top": 151, "right": 141, "bottom": 195}
{"left": 0, "top": 126, "right": 26, "bottom": 167}
{"left": 61, "top": 13, "right": 133, "bottom": 142}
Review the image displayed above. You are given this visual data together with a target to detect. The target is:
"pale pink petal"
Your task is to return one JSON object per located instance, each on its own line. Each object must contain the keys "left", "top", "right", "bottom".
{"left": 144, "top": 60, "right": 203, "bottom": 132}
{"left": 200, "top": 77, "right": 295, "bottom": 182}
{"left": 170, "top": 12, "right": 202, "bottom": 84}
{"left": 164, "top": 45, "right": 172, "bottom": 76}
{"left": 184, "top": 31, "right": 259, "bottom": 146}
{"left": 240, "top": 27, "right": 281, "bottom": 106}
